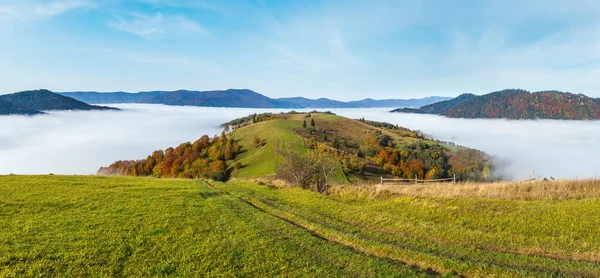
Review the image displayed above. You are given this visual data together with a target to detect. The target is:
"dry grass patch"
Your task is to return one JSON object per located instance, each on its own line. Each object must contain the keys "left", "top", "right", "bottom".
{"left": 377, "top": 179, "right": 600, "bottom": 200}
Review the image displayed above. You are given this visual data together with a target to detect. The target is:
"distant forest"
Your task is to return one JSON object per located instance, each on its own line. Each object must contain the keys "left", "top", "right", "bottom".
{"left": 393, "top": 89, "right": 600, "bottom": 120}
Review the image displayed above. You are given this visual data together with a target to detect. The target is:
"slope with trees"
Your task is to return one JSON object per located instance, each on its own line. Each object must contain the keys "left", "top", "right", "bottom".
{"left": 0, "top": 99, "right": 44, "bottom": 116}
{"left": 0, "top": 89, "right": 118, "bottom": 114}
{"left": 393, "top": 89, "right": 600, "bottom": 120}
{"left": 100, "top": 112, "right": 493, "bottom": 194}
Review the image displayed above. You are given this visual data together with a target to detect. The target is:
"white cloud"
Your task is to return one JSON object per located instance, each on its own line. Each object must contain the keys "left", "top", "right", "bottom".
{"left": 0, "top": 6, "right": 24, "bottom": 20}
{"left": 35, "top": 0, "right": 95, "bottom": 16}
{"left": 0, "top": 0, "right": 94, "bottom": 21}
{"left": 108, "top": 12, "right": 208, "bottom": 40}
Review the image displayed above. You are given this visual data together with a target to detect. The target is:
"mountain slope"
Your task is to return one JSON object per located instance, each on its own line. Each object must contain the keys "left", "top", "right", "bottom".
{"left": 277, "top": 96, "right": 451, "bottom": 108}
{"left": 59, "top": 91, "right": 168, "bottom": 104}
{"left": 347, "top": 96, "right": 452, "bottom": 108}
{"left": 142, "top": 89, "right": 302, "bottom": 108}
{"left": 0, "top": 99, "right": 43, "bottom": 115}
{"left": 0, "top": 90, "right": 119, "bottom": 112}
{"left": 276, "top": 97, "right": 351, "bottom": 108}
{"left": 391, "top": 93, "right": 477, "bottom": 114}
{"left": 393, "top": 89, "right": 600, "bottom": 120}
{"left": 61, "top": 90, "right": 450, "bottom": 108}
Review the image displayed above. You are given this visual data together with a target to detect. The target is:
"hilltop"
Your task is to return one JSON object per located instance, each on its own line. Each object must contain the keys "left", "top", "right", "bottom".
{"left": 99, "top": 112, "right": 493, "bottom": 184}
{"left": 0, "top": 90, "right": 118, "bottom": 115}
{"left": 393, "top": 89, "right": 600, "bottom": 120}
{"left": 60, "top": 89, "right": 450, "bottom": 108}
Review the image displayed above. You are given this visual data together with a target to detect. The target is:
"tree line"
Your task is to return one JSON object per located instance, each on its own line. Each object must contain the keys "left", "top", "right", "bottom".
{"left": 98, "top": 132, "right": 240, "bottom": 181}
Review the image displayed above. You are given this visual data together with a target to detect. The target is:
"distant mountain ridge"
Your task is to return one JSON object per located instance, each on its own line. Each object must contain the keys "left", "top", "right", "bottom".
{"left": 278, "top": 96, "right": 450, "bottom": 108}
{"left": 0, "top": 90, "right": 119, "bottom": 116}
{"left": 60, "top": 89, "right": 450, "bottom": 108}
{"left": 393, "top": 89, "right": 600, "bottom": 120}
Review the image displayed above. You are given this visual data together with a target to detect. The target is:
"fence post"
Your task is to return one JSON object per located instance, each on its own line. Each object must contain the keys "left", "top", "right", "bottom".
{"left": 380, "top": 176, "right": 382, "bottom": 184}
{"left": 453, "top": 174, "right": 456, "bottom": 184}
{"left": 415, "top": 175, "right": 418, "bottom": 184}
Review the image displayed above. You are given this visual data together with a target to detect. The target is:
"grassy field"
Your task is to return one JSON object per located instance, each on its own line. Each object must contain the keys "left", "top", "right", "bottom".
{"left": 230, "top": 117, "right": 307, "bottom": 179}
{"left": 1, "top": 175, "right": 426, "bottom": 277}
{"left": 2, "top": 175, "right": 600, "bottom": 277}
{"left": 216, "top": 181, "right": 600, "bottom": 277}
{"left": 229, "top": 114, "right": 348, "bottom": 184}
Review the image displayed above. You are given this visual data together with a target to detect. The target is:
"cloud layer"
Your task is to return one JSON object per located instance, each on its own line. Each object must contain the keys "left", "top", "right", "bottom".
{"left": 0, "top": 106, "right": 598, "bottom": 181}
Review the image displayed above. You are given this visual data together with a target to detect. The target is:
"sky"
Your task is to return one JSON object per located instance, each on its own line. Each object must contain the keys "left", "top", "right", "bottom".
{"left": 2, "top": 0, "right": 600, "bottom": 100}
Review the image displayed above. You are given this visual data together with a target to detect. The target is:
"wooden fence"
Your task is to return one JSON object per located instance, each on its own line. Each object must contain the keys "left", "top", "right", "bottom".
{"left": 380, "top": 174, "right": 456, "bottom": 185}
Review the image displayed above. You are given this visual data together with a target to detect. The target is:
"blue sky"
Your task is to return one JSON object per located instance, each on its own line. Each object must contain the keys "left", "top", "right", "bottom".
{"left": 2, "top": 0, "right": 600, "bottom": 100}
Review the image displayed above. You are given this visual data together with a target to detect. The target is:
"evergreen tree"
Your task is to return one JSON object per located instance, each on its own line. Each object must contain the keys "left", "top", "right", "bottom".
{"left": 332, "top": 133, "right": 340, "bottom": 149}
{"left": 310, "top": 118, "right": 315, "bottom": 127}
{"left": 303, "top": 120, "right": 307, "bottom": 128}
{"left": 322, "top": 133, "right": 327, "bottom": 141}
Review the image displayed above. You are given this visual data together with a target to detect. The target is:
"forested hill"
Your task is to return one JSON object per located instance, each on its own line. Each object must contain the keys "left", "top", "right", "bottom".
{"left": 62, "top": 89, "right": 302, "bottom": 108}
{"left": 100, "top": 112, "right": 493, "bottom": 183}
{"left": 61, "top": 89, "right": 450, "bottom": 108}
{"left": 393, "top": 89, "right": 600, "bottom": 120}
{"left": 0, "top": 90, "right": 118, "bottom": 115}
{"left": 0, "top": 99, "right": 43, "bottom": 116}
{"left": 142, "top": 89, "right": 302, "bottom": 108}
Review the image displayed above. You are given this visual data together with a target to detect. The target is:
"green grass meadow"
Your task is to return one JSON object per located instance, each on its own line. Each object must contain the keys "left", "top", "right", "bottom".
{"left": 0, "top": 176, "right": 423, "bottom": 277}
{"left": 2, "top": 175, "right": 599, "bottom": 277}
{"left": 230, "top": 119, "right": 306, "bottom": 179}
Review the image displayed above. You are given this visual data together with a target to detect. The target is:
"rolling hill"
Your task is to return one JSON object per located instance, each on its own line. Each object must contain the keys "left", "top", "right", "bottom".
{"left": 0, "top": 89, "right": 118, "bottom": 115}
{"left": 393, "top": 89, "right": 600, "bottom": 120}
{"left": 99, "top": 112, "right": 493, "bottom": 183}
{"left": 61, "top": 89, "right": 450, "bottom": 108}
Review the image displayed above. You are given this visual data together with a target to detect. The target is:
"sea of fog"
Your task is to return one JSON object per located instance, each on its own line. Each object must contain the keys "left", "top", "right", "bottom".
{"left": 1, "top": 104, "right": 599, "bottom": 180}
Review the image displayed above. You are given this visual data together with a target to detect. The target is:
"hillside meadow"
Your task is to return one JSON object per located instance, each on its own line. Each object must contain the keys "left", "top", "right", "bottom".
{"left": 2, "top": 175, "right": 600, "bottom": 277}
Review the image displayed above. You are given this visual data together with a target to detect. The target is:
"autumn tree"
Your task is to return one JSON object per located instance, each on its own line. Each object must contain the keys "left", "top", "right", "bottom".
{"left": 99, "top": 133, "right": 239, "bottom": 182}
{"left": 308, "top": 137, "right": 318, "bottom": 149}
{"left": 275, "top": 150, "right": 316, "bottom": 189}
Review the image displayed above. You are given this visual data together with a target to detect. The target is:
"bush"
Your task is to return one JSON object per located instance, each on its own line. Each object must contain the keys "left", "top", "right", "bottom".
{"left": 275, "top": 149, "right": 338, "bottom": 194}
{"left": 210, "top": 171, "right": 227, "bottom": 182}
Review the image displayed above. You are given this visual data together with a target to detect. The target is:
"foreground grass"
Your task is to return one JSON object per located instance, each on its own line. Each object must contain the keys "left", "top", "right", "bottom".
{"left": 0, "top": 175, "right": 426, "bottom": 277}
{"left": 215, "top": 180, "right": 600, "bottom": 277}
{"left": 3, "top": 175, "right": 600, "bottom": 277}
